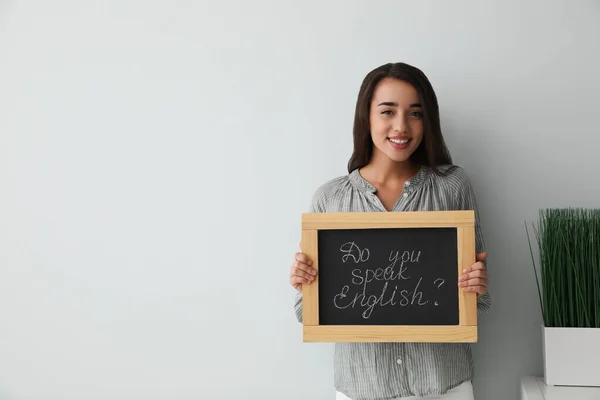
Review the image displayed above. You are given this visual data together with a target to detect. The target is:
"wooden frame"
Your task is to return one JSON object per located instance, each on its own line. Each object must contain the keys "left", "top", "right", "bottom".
{"left": 301, "top": 210, "right": 477, "bottom": 343}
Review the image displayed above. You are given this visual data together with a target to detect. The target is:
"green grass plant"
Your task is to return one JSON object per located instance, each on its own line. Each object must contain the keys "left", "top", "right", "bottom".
{"left": 526, "top": 208, "right": 600, "bottom": 328}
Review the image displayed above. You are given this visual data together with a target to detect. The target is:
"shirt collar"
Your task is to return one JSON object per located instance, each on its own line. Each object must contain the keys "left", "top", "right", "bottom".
{"left": 348, "top": 165, "right": 430, "bottom": 194}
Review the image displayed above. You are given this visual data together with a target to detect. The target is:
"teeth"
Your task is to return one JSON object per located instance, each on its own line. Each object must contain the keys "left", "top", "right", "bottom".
{"left": 390, "top": 138, "right": 409, "bottom": 144}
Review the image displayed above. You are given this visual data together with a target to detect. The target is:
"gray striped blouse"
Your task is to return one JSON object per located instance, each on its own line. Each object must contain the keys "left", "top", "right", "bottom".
{"left": 293, "top": 164, "right": 491, "bottom": 400}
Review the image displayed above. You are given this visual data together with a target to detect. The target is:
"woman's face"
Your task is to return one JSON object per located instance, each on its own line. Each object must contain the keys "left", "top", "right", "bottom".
{"left": 369, "top": 78, "right": 424, "bottom": 164}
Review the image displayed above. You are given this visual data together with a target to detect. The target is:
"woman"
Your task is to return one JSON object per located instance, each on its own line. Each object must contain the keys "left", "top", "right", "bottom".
{"left": 289, "top": 62, "right": 490, "bottom": 400}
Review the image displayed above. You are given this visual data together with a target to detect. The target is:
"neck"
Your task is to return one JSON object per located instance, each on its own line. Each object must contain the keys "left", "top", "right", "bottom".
{"left": 359, "top": 150, "right": 420, "bottom": 185}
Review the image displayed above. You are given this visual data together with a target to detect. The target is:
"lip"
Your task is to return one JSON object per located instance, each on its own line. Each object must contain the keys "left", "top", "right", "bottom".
{"left": 388, "top": 136, "right": 412, "bottom": 150}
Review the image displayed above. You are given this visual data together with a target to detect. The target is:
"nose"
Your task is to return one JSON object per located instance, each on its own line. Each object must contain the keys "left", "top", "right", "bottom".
{"left": 393, "top": 114, "right": 408, "bottom": 133}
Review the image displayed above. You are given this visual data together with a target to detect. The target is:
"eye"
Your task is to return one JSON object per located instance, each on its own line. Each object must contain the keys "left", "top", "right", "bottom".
{"left": 409, "top": 111, "right": 423, "bottom": 118}
{"left": 381, "top": 110, "right": 393, "bottom": 115}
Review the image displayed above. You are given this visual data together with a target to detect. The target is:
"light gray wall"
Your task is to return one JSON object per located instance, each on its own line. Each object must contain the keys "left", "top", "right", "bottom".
{"left": 1, "top": 1, "right": 599, "bottom": 399}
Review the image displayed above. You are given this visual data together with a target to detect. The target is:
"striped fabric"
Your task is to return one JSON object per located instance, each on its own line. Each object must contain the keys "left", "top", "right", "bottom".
{"left": 293, "top": 165, "right": 491, "bottom": 400}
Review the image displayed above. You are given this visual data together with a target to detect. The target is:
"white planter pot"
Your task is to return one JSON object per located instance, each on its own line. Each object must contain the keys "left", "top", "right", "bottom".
{"left": 542, "top": 325, "right": 600, "bottom": 386}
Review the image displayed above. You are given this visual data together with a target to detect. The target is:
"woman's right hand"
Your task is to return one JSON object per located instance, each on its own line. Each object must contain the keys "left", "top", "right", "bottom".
{"left": 290, "top": 250, "right": 317, "bottom": 292}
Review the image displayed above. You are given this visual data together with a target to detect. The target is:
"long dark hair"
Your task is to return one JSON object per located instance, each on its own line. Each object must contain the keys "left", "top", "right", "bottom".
{"left": 347, "top": 62, "right": 454, "bottom": 174}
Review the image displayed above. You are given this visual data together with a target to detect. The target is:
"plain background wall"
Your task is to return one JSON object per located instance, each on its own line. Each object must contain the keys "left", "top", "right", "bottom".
{"left": 1, "top": 1, "right": 599, "bottom": 399}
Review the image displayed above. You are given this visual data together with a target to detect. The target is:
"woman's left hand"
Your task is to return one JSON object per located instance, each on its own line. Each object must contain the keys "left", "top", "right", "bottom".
{"left": 459, "top": 252, "right": 488, "bottom": 296}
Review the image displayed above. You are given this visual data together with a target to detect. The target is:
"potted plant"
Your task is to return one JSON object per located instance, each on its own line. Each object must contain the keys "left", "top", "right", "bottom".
{"left": 526, "top": 207, "right": 600, "bottom": 387}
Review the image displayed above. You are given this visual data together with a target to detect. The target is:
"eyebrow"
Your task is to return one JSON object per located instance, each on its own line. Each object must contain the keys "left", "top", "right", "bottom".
{"left": 377, "top": 102, "right": 422, "bottom": 108}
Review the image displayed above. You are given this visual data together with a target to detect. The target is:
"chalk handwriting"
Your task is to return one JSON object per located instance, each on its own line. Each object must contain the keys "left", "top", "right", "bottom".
{"left": 332, "top": 245, "right": 446, "bottom": 319}
{"left": 433, "top": 278, "right": 445, "bottom": 306}
{"left": 333, "top": 277, "right": 429, "bottom": 319}
{"left": 340, "top": 241, "right": 370, "bottom": 263}
{"left": 387, "top": 249, "right": 421, "bottom": 280}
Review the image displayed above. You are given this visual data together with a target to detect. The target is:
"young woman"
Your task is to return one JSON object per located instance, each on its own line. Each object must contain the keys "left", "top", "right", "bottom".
{"left": 289, "top": 62, "right": 490, "bottom": 400}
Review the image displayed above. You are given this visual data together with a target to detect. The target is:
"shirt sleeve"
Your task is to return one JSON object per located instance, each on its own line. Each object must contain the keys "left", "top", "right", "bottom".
{"left": 455, "top": 168, "right": 491, "bottom": 316}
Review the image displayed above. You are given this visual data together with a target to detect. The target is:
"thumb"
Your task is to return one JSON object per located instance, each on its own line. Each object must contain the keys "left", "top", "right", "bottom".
{"left": 476, "top": 252, "right": 488, "bottom": 262}
{"left": 298, "top": 241, "right": 303, "bottom": 252}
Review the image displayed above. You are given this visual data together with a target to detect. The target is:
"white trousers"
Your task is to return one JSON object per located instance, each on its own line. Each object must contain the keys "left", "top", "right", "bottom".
{"left": 335, "top": 381, "right": 474, "bottom": 400}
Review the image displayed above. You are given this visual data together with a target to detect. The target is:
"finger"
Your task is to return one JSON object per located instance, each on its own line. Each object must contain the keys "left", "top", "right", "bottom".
{"left": 472, "top": 262, "right": 486, "bottom": 271}
{"left": 462, "top": 277, "right": 488, "bottom": 286}
{"left": 459, "top": 269, "right": 487, "bottom": 281}
{"left": 291, "top": 275, "right": 311, "bottom": 285}
{"left": 462, "top": 261, "right": 486, "bottom": 274}
{"left": 292, "top": 260, "right": 317, "bottom": 276}
{"left": 292, "top": 267, "right": 315, "bottom": 281}
{"left": 291, "top": 276, "right": 311, "bottom": 286}
{"left": 290, "top": 268, "right": 315, "bottom": 282}
{"left": 476, "top": 252, "right": 488, "bottom": 262}
{"left": 461, "top": 282, "right": 486, "bottom": 291}
{"left": 293, "top": 253, "right": 317, "bottom": 276}
{"left": 295, "top": 252, "right": 313, "bottom": 266}
{"left": 459, "top": 277, "right": 487, "bottom": 288}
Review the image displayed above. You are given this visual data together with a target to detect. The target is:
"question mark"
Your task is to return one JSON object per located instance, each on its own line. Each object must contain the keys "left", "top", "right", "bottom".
{"left": 433, "top": 278, "right": 445, "bottom": 306}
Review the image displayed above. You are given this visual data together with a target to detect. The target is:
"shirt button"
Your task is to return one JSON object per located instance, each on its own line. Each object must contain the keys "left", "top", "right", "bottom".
{"left": 405, "top": 181, "right": 410, "bottom": 186}
{"left": 396, "top": 359, "right": 403, "bottom": 365}
{"left": 402, "top": 193, "right": 408, "bottom": 198}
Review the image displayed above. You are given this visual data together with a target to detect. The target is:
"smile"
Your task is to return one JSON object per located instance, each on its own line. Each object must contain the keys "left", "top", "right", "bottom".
{"left": 388, "top": 137, "right": 412, "bottom": 150}
{"left": 389, "top": 138, "right": 410, "bottom": 144}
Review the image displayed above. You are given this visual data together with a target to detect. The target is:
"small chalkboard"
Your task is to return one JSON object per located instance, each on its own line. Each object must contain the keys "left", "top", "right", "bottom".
{"left": 318, "top": 227, "right": 458, "bottom": 326}
{"left": 301, "top": 211, "right": 477, "bottom": 343}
